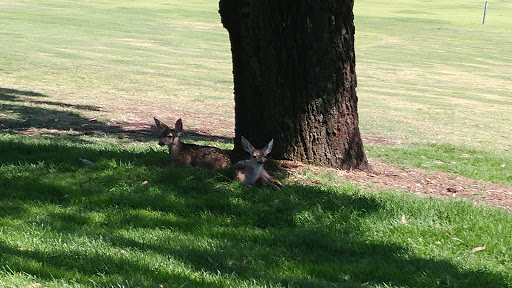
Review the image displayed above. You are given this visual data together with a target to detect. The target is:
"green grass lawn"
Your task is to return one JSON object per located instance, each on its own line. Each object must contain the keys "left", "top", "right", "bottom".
{"left": 1, "top": 0, "right": 512, "bottom": 287}
{"left": 0, "top": 0, "right": 234, "bottom": 135}
{"left": 1, "top": 135, "right": 511, "bottom": 287}
{"left": 354, "top": 0, "right": 512, "bottom": 176}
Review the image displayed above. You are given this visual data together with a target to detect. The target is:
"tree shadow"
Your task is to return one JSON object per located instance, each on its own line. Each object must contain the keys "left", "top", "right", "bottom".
{"left": 0, "top": 87, "right": 47, "bottom": 99}
{"left": 1, "top": 87, "right": 233, "bottom": 145}
{"left": 0, "top": 90, "right": 509, "bottom": 287}
{"left": 0, "top": 239, "right": 206, "bottom": 287}
{"left": 122, "top": 184, "right": 507, "bottom": 288}
{"left": 183, "top": 130, "right": 233, "bottom": 145}
{"left": 0, "top": 87, "right": 154, "bottom": 142}
{"left": 0, "top": 136, "right": 508, "bottom": 287}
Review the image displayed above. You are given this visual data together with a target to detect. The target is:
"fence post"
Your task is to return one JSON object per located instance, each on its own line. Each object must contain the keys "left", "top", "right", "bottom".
{"left": 482, "top": 1, "right": 488, "bottom": 24}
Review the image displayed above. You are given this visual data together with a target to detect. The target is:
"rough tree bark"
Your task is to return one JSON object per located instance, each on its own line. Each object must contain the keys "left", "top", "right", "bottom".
{"left": 219, "top": 0, "right": 368, "bottom": 170}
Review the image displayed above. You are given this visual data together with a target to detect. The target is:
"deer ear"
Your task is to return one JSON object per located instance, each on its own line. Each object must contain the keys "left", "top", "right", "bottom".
{"left": 154, "top": 117, "right": 169, "bottom": 131}
{"left": 262, "top": 139, "right": 274, "bottom": 156}
{"left": 175, "top": 118, "right": 183, "bottom": 132}
{"left": 241, "top": 136, "right": 254, "bottom": 154}
{"left": 161, "top": 127, "right": 171, "bottom": 137}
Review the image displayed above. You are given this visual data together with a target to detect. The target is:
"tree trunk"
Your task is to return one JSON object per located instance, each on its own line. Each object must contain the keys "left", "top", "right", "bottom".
{"left": 219, "top": 0, "right": 368, "bottom": 170}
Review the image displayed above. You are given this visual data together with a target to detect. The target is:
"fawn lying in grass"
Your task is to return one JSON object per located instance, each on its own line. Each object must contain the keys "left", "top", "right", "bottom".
{"left": 154, "top": 117, "right": 231, "bottom": 169}
{"left": 233, "top": 136, "right": 282, "bottom": 191}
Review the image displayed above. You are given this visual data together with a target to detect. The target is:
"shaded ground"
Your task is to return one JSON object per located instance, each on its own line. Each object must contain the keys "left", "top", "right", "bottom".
{"left": 2, "top": 87, "right": 511, "bottom": 210}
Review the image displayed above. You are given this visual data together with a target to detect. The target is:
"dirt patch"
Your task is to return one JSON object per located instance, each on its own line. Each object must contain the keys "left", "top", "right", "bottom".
{"left": 279, "top": 159, "right": 512, "bottom": 210}
{"left": 362, "top": 135, "right": 402, "bottom": 146}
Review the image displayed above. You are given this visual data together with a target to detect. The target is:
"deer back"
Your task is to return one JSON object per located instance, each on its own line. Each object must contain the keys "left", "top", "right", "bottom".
{"left": 181, "top": 143, "right": 231, "bottom": 169}
{"left": 154, "top": 117, "right": 231, "bottom": 169}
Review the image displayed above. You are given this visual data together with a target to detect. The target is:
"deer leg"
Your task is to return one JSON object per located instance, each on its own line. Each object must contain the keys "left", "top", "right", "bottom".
{"left": 259, "top": 168, "right": 282, "bottom": 191}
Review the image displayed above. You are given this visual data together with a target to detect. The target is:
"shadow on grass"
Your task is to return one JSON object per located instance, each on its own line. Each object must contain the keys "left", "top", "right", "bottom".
{"left": 0, "top": 87, "right": 155, "bottom": 142}
{"left": 0, "top": 239, "right": 207, "bottom": 287}
{"left": 0, "top": 137, "right": 509, "bottom": 287}
{"left": 0, "top": 88, "right": 47, "bottom": 99}
{"left": 0, "top": 87, "right": 233, "bottom": 144}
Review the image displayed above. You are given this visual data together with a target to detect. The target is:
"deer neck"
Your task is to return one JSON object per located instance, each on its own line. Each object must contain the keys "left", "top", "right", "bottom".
{"left": 169, "top": 138, "right": 182, "bottom": 156}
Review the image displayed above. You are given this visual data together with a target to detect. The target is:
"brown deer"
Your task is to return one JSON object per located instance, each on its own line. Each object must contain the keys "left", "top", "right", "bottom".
{"left": 233, "top": 136, "right": 282, "bottom": 191}
{"left": 154, "top": 117, "right": 231, "bottom": 169}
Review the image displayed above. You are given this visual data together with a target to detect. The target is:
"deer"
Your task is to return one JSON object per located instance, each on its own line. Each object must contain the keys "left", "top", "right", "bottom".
{"left": 233, "top": 136, "right": 282, "bottom": 191}
{"left": 154, "top": 117, "right": 231, "bottom": 169}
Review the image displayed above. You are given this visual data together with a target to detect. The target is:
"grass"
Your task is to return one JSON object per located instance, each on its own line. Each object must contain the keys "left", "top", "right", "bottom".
{"left": 354, "top": 0, "right": 512, "bottom": 170}
{"left": 1, "top": 0, "right": 512, "bottom": 287}
{"left": 0, "top": 0, "right": 233, "bottom": 135}
{"left": 1, "top": 135, "right": 511, "bottom": 287}
{"left": 366, "top": 143, "right": 512, "bottom": 186}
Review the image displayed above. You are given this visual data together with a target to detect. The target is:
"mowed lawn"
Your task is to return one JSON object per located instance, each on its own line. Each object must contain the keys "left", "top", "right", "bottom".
{"left": 354, "top": 0, "right": 512, "bottom": 185}
{"left": 1, "top": 0, "right": 512, "bottom": 287}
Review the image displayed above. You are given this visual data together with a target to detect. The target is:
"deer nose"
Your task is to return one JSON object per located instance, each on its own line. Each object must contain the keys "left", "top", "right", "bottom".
{"left": 158, "top": 141, "right": 165, "bottom": 146}
{"left": 257, "top": 160, "right": 264, "bottom": 165}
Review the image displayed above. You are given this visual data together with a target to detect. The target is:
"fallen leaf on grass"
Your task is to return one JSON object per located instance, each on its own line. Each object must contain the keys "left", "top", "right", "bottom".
{"left": 141, "top": 180, "right": 148, "bottom": 185}
{"left": 79, "top": 158, "right": 95, "bottom": 165}
{"left": 26, "top": 284, "right": 41, "bottom": 288}
{"left": 452, "top": 237, "right": 463, "bottom": 243}
{"left": 471, "top": 246, "right": 486, "bottom": 253}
